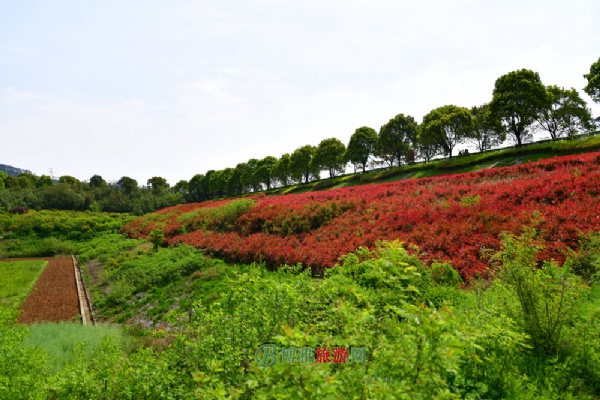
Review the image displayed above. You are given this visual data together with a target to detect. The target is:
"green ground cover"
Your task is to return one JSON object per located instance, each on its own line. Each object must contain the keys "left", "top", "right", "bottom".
{"left": 24, "top": 322, "right": 128, "bottom": 374}
{"left": 0, "top": 259, "right": 47, "bottom": 308}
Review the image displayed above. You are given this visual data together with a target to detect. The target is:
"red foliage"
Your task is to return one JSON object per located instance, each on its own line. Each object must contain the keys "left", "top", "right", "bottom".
{"left": 122, "top": 153, "right": 600, "bottom": 281}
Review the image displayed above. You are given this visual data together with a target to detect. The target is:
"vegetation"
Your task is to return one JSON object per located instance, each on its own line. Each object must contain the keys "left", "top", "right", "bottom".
{"left": 0, "top": 210, "right": 135, "bottom": 258}
{"left": 377, "top": 113, "right": 418, "bottom": 167}
{"left": 124, "top": 151, "right": 600, "bottom": 280}
{"left": 1, "top": 60, "right": 600, "bottom": 398}
{"left": 0, "top": 259, "right": 47, "bottom": 308}
{"left": 583, "top": 56, "right": 600, "bottom": 104}
{"left": 420, "top": 105, "right": 474, "bottom": 159}
{"left": 489, "top": 69, "right": 551, "bottom": 146}
{"left": 24, "top": 322, "right": 127, "bottom": 373}
{"left": 538, "top": 85, "right": 594, "bottom": 139}
{"left": 346, "top": 126, "right": 378, "bottom": 173}
{"left": 2, "top": 230, "right": 600, "bottom": 398}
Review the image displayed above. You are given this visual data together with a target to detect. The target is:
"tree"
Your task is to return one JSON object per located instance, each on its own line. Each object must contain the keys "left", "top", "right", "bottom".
{"left": 187, "top": 174, "right": 206, "bottom": 202}
{"left": 377, "top": 114, "right": 418, "bottom": 167}
{"left": 89, "top": 175, "right": 107, "bottom": 189}
{"left": 147, "top": 176, "right": 170, "bottom": 194}
{"left": 537, "top": 86, "right": 594, "bottom": 139}
{"left": 271, "top": 154, "right": 292, "bottom": 187}
{"left": 43, "top": 183, "right": 86, "bottom": 210}
{"left": 312, "top": 138, "right": 347, "bottom": 178}
{"left": 16, "top": 173, "right": 38, "bottom": 189}
{"left": 172, "top": 180, "right": 189, "bottom": 196}
{"left": 232, "top": 163, "right": 250, "bottom": 195}
{"left": 209, "top": 169, "right": 233, "bottom": 197}
{"left": 346, "top": 127, "right": 378, "bottom": 173}
{"left": 0, "top": 171, "right": 6, "bottom": 190}
{"left": 117, "top": 176, "right": 138, "bottom": 195}
{"left": 245, "top": 159, "right": 261, "bottom": 192}
{"left": 489, "top": 69, "right": 550, "bottom": 146}
{"left": 469, "top": 104, "right": 505, "bottom": 152}
{"left": 583, "top": 57, "right": 600, "bottom": 104}
{"left": 58, "top": 175, "right": 80, "bottom": 186}
{"left": 420, "top": 105, "right": 474, "bottom": 159}
{"left": 291, "top": 145, "right": 319, "bottom": 184}
{"left": 416, "top": 140, "right": 441, "bottom": 163}
{"left": 256, "top": 156, "right": 278, "bottom": 190}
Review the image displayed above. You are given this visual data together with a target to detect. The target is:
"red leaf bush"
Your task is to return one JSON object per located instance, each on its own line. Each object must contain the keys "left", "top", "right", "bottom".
{"left": 122, "top": 152, "right": 600, "bottom": 280}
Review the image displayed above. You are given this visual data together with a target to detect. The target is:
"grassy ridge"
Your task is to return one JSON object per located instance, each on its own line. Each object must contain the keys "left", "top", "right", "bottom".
{"left": 268, "top": 132, "right": 600, "bottom": 194}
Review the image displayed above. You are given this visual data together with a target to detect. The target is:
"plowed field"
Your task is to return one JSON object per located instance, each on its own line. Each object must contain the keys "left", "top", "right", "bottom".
{"left": 17, "top": 257, "right": 80, "bottom": 324}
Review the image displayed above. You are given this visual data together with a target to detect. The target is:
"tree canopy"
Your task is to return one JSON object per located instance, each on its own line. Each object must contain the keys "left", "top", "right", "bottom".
{"left": 537, "top": 86, "right": 593, "bottom": 139}
{"left": 291, "top": 145, "right": 319, "bottom": 184}
{"left": 420, "top": 105, "right": 474, "bottom": 159}
{"left": 377, "top": 114, "right": 418, "bottom": 167}
{"left": 272, "top": 154, "right": 292, "bottom": 187}
{"left": 312, "top": 138, "right": 347, "bottom": 178}
{"left": 489, "top": 69, "right": 550, "bottom": 146}
{"left": 256, "top": 156, "right": 278, "bottom": 190}
{"left": 469, "top": 104, "right": 505, "bottom": 152}
{"left": 583, "top": 57, "right": 600, "bottom": 104}
{"left": 346, "top": 126, "right": 378, "bottom": 173}
{"left": 147, "top": 176, "right": 169, "bottom": 194}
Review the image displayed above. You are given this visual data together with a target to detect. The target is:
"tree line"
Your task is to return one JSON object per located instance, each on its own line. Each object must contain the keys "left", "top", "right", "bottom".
{"left": 1, "top": 61, "right": 599, "bottom": 213}
{"left": 164, "top": 64, "right": 600, "bottom": 200}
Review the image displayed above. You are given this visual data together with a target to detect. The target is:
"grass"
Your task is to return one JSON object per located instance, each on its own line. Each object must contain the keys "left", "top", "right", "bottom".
{"left": 0, "top": 259, "right": 48, "bottom": 308}
{"left": 24, "top": 322, "right": 128, "bottom": 373}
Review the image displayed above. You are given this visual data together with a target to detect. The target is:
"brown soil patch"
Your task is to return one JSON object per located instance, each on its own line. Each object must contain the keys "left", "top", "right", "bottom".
{"left": 18, "top": 257, "right": 80, "bottom": 324}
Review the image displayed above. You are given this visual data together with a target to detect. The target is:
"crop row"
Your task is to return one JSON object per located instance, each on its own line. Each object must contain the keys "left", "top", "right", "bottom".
{"left": 122, "top": 152, "right": 600, "bottom": 280}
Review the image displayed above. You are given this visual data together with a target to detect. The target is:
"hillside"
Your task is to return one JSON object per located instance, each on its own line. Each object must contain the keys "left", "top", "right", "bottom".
{"left": 122, "top": 150, "right": 600, "bottom": 280}
{"left": 0, "top": 163, "right": 32, "bottom": 177}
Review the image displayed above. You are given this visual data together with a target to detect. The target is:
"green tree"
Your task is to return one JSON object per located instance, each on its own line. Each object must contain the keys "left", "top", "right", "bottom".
{"left": 312, "top": 138, "right": 347, "bottom": 178}
{"left": 377, "top": 114, "right": 418, "bottom": 167}
{"left": 583, "top": 57, "right": 600, "bottom": 104}
{"left": 117, "top": 176, "right": 138, "bottom": 195}
{"left": 537, "top": 86, "right": 594, "bottom": 139}
{"left": 147, "top": 176, "right": 170, "bottom": 195}
{"left": 245, "top": 159, "right": 261, "bottom": 192}
{"left": 469, "top": 104, "right": 505, "bottom": 152}
{"left": 271, "top": 154, "right": 292, "bottom": 187}
{"left": 346, "top": 126, "right": 378, "bottom": 173}
{"left": 420, "top": 105, "right": 474, "bottom": 159}
{"left": 149, "top": 229, "right": 164, "bottom": 251}
{"left": 58, "top": 175, "right": 80, "bottom": 186}
{"left": 16, "top": 173, "right": 38, "bottom": 189}
{"left": 0, "top": 171, "right": 6, "bottom": 190}
{"left": 172, "top": 180, "right": 189, "bottom": 196}
{"left": 187, "top": 174, "right": 206, "bottom": 202}
{"left": 36, "top": 175, "right": 54, "bottom": 189}
{"left": 232, "top": 163, "right": 250, "bottom": 195}
{"left": 291, "top": 145, "right": 319, "bottom": 184}
{"left": 489, "top": 69, "right": 550, "bottom": 146}
{"left": 43, "top": 183, "right": 86, "bottom": 210}
{"left": 256, "top": 156, "right": 278, "bottom": 190}
{"left": 89, "top": 175, "right": 107, "bottom": 189}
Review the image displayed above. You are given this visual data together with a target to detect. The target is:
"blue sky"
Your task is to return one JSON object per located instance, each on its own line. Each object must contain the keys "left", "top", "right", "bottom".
{"left": 1, "top": 0, "right": 599, "bottom": 185}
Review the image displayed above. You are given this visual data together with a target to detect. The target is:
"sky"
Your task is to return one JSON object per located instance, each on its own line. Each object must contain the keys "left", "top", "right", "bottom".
{"left": 1, "top": 0, "right": 599, "bottom": 186}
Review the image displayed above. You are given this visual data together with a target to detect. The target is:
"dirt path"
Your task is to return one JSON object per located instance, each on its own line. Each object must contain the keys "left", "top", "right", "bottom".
{"left": 18, "top": 257, "right": 80, "bottom": 324}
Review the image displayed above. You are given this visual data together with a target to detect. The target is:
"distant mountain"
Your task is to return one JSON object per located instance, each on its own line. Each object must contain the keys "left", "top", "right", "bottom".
{"left": 0, "top": 163, "right": 33, "bottom": 177}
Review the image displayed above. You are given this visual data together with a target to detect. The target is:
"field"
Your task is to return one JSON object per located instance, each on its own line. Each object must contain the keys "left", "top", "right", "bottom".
{"left": 17, "top": 256, "right": 80, "bottom": 324}
{"left": 123, "top": 151, "right": 600, "bottom": 280}
{"left": 0, "top": 259, "right": 47, "bottom": 308}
